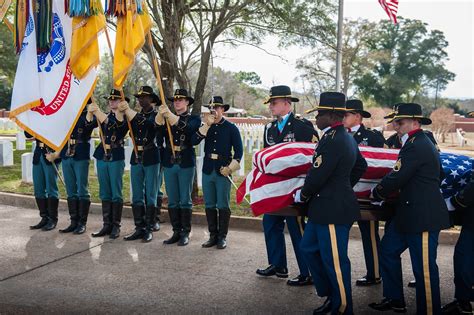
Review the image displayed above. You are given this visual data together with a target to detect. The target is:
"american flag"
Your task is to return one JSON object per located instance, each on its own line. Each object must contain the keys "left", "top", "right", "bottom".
{"left": 236, "top": 142, "right": 473, "bottom": 216}
{"left": 379, "top": 0, "right": 399, "bottom": 24}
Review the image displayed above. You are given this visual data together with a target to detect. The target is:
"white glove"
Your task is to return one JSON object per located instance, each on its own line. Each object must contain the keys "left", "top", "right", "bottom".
{"left": 159, "top": 105, "right": 179, "bottom": 125}
{"left": 205, "top": 114, "right": 216, "bottom": 126}
{"left": 45, "top": 151, "right": 60, "bottom": 163}
{"left": 89, "top": 103, "right": 107, "bottom": 123}
{"left": 198, "top": 124, "right": 211, "bottom": 136}
{"left": 293, "top": 189, "right": 302, "bottom": 203}
{"left": 118, "top": 101, "right": 137, "bottom": 121}
{"left": 445, "top": 198, "right": 455, "bottom": 211}
{"left": 220, "top": 159, "right": 241, "bottom": 177}
{"left": 155, "top": 111, "right": 165, "bottom": 125}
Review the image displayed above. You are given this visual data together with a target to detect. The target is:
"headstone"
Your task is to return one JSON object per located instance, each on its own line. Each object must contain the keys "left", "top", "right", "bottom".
{"left": 247, "top": 138, "right": 254, "bottom": 154}
{"left": 89, "top": 139, "right": 95, "bottom": 158}
{"left": 0, "top": 141, "right": 14, "bottom": 166}
{"left": 93, "top": 158, "right": 98, "bottom": 176}
{"left": 124, "top": 146, "right": 133, "bottom": 171}
{"left": 16, "top": 132, "right": 26, "bottom": 150}
{"left": 31, "top": 141, "right": 36, "bottom": 152}
{"left": 238, "top": 152, "right": 245, "bottom": 176}
{"left": 196, "top": 156, "right": 203, "bottom": 188}
{"left": 21, "top": 153, "right": 33, "bottom": 183}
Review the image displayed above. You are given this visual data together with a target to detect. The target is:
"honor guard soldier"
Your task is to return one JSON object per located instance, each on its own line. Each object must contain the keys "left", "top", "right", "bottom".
{"left": 256, "top": 85, "right": 319, "bottom": 287}
{"left": 369, "top": 103, "right": 450, "bottom": 314}
{"left": 155, "top": 89, "right": 201, "bottom": 246}
{"left": 45, "top": 98, "right": 97, "bottom": 234}
{"left": 295, "top": 92, "right": 368, "bottom": 315}
{"left": 343, "top": 99, "right": 386, "bottom": 287}
{"left": 120, "top": 86, "right": 162, "bottom": 243}
{"left": 442, "top": 111, "right": 474, "bottom": 315}
{"left": 26, "top": 132, "right": 61, "bottom": 231}
{"left": 89, "top": 89, "right": 129, "bottom": 239}
{"left": 191, "top": 96, "right": 243, "bottom": 249}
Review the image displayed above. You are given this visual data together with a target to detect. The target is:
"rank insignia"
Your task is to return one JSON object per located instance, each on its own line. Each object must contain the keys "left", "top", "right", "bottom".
{"left": 312, "top": 135, "right": 318, "bottom": 143}
{"left": 393, "top": 158, "right": 402, "bottom": 172}
{"left": 314, "top": 155, "right": 323, "bottom": 168}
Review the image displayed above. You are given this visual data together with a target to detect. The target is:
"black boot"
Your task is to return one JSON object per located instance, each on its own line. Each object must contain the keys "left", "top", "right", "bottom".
{"left": 202, "top": 208, "right": 218, "bottom": 248}
{"left": 217, "top": 208, "right": 231, "bottom": 249}
{"left": 143, "top": 206, "right": 156, "bottom": 242}
{"left": 30, "top": 198, "right": 48, "bottom": 229}
{"left": 109, "top": 202, "right": 123, "bottom": 239}
{"left": 153, "top": 197, "right": 163, "bottom": 231}
{"left": 74, "top": 199, "right": 91, "bottom": 234}
{"left": 92, "top": 201, "right": 113, "bottom": 237}
{"left": 178, "top": 209, "right": 192, "bottom": 246}
{"left": 42, "top": 197, "right": 59, "bottom": 231}
{"left": 124, "top": 205, "right": 145, "bottom": 241}
{"left": 59, "top": 198, "right": 79, "bottom": 233}
{"left": 163, "top": 208, "right": 181, "bottom": 244}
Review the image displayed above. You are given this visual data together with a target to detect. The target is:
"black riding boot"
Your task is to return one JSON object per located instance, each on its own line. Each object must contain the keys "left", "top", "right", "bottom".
{"left": 42, "top": 197, "right": 59, "bottom": 231}
{"left": 143, "top": 206, "right": 156, "bottom": 242}
{"left": 178, "top": 209, "right": 192, "bottom": 246}
{"left": 92, "top": 201, "right": 113, "bottom": 237}
{"left": 30, "top": 198, "right": 48, "bottom": 229}
{"left": 202, "top": 208, "right": 218, "bottom": 248}
{"left": 109, "top": 202, "right": 123, "bottom": 239}
{"left": 163, "top": 208, "right": 181, "bottom": 244}
{"left": 217, "top": 208, "right": 231, "bottom": 249}
{"left": 74, "top": 199, "right": 91, "bottom": 234}
{"left": 153, "top": 197, "right": 163, "bottom": 231}
{"left": 124, "top": 205, "right": 146, "bottom": 241}
{"left": 59, "top": 198, "right": 79, "bottom": 233}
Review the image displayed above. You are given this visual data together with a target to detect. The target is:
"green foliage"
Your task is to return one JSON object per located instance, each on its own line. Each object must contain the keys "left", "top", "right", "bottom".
{"left": 0, "top": 22, "right": 18, "bottom": 109}
{"left": 234, "top": 71, "right": 262, "bottom": 86}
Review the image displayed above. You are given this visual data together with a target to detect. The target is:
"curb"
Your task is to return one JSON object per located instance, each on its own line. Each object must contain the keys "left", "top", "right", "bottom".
{"left": 0, "top": 192, "right": 460, "bottom": 245}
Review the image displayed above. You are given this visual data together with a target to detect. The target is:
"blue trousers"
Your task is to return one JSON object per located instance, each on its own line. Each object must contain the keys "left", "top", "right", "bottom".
{"left": 262, "top": 214, "right": 309, "bottom": 276}
{"left": 96, "top": 160, "right": 125, "bottom": 202}
{"left": 300, "top": 222, "right": 353, "bottom": 315}
{"left": 202, "top": 170, "right": 231, "bottom": 209}
{"left": 163, "top": 165, "right": 194, "bottom": 209}
{"left": 131, "top": 163, "right": 160, "bottom": 206}
{"left": 453, "top": 227, "right": 474, "bottom": 302}
{"left": 358, "top": 220, "right": 380, "bottom": 279}
{"left": 380, "top": 220, "right": 441, "bottom": 314}
{"left": 33, "top": 155, "right": 59, "bottom": 199}
{"left": 157, "top": 165, "right": 164, "bottom": 199}
{"left": 62, "top": 158, "right": 90, "bottom": 200}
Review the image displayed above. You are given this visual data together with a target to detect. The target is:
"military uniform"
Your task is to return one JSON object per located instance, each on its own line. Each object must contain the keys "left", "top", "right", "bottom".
{"left": 191, "top": 96, "right": 243, "bottom": 249}
{"left": 386, "top": 130, "right": 439, "bottom": 150}
{"left": 298, "top": 92, "right": 368, "bottom": 314}
{"left": 370, "top": 103, "right": 450, "bottom": 314}
{"left": 26, "top": 132, "right": 61, "bottom": 231}
{"left": 58, "top": 106, "right": 97, "bottom": 234}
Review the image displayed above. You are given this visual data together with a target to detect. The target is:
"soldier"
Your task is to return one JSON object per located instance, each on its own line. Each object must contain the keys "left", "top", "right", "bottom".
{"left": 156, "top": 89, "right": 201, "bottom": 246}
{"left": 191, "top": 96, "right": 243, "bottom": 249}
{"left": 343, "top": 99, "right": 386, "bottom": 287}
{"left": 295, "top": 92, "right": 368, "bottom": 314}
{"left": 45, "top": 98, "right": 97, "bottom": 234}
{"left": 369, "top": 103, "right": 450, "bottom": 314}
{"left": 256, "top": 85, "right": 319, "bottom": 287}
{"left": 442, "top": 111, "right": 474, "bottom": 315}
{"left": 26, "top": 132, "right": 60, "bottom": 231}
{"left": 119, "top": 86, "right": 162, "bottom": 243}
{"left": 89, "top": 89, "right": 129, "bottom": 239}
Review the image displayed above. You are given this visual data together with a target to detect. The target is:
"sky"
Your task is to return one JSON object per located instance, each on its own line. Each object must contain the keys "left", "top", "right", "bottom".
{"left": 212, "top": 0, "right": 474, "bottom": 99}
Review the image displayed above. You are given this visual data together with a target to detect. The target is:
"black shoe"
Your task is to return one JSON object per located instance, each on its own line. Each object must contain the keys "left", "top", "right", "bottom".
{"left": 109, "top": 202, "right": 123, "bottom": 239}
{"left": 42, "top": 197, "right": 59, "bottom": 231}
{"left": 152, "top": 222, "right": 161, "bottom": 232}
{"left": 30, "top": 198, "right": 48, "bottom": 229}
{"left": 143, "top": 230, "right": 153, "bottom": 243}
{"left": 355, "top": 276, "right": 382, "bottom": 286}
{"left": 178, "top": 209, "right": 192, "bottom": 246}
{"left": 42, "top": 218, "right": 57, "bottom": 231}
{"left": 92, "top": 201, "right": 113, "bottom": 237}
{"left": 73, "top": 223, "right": 87, "bottom": 234}
{"left": 92, "top": 225, "right": 112, "bottom": 237}
{"left": 216, "top": 208, "right": 230, "bottom": 250}
{"left": 256, "top": 265, "right": 288, "bottom": 278}
{"left": 124, "top": 229, "right": 145, "bottom": 241}
{"left": 163, "top": 208, "right": 181, "bottom": 244}
{"left": 143, "top": 205, "right": 156, "bottom": 243}
{"left": 408, "top": 280, "right": 416, "bottom": 288}
{"left": 202, "top": 235, "right": 218, "bottom": 248}
{"left": 287, "top": 275, "right": 313, "bottom": 286}
{"left": 109, "top": 226, "right": 120, "bottom": 239}
{"left": 73, "top": 199, "right": 90, "bottom": 235}
{"left": 313, "top": 297, "right": 332, "bottom": 315}
{"left": 124, "top": 205, "right": 145, "bottom": 241}
{"left": 442, "top": 300, "right": 473, "bottom": 314}
{"left": 178, "top": 233, "right": 189, "bottom": 246}
{"left": 163, "top": 231, "right": 180, "bottom": 244}
{"left": 369, "top": 298, "right": 407, "bottom": 313}
{"left": 216, "top": 237, "right": 227, "bottom": 249}
{"left": 203, "top": 208, "right": 218, "bottom": 248}
{"left": 60, "top": 198, "right": 79, "bottom": 233}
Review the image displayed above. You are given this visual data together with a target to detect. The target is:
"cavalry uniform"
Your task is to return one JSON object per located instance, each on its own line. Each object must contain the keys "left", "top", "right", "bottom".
{"left": 256, "top": 85, "right": 319, "bottom": 286}
{"left": 371, "top": 103, "right": 450, "bottom": 314}
{"left": 299, "top": 92, "right": 367, "bottom": 315}
{"left": 191, "top": 96, "right": 243, "bottom": 249}
{"left": 26, "top": 132, "right": 60, "bottom": 231}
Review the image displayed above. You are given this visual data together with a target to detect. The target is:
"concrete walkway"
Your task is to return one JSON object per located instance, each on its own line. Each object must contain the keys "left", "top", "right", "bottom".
{"left": 0, "top": 204, "right": 458, "bottom": 314}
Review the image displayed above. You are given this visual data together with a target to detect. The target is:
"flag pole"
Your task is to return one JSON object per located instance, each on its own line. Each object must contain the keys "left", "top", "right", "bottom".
{"left": 335, "top": 0, "right": 344, "bottom": 92}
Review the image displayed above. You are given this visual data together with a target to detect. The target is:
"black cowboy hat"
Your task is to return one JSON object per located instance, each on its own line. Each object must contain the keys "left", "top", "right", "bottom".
{"left": 263, "top": 85, "right": 299, "bottom": 104}
{"left": 346, "top": 99, "right": 371, "bottom": 118}
{"left": 391, "top": 103, "right": 432, "bottom": 125}
{"left": 104, "top": 89, "right": 130, "bottom": 102}
{"left": 306, "top": 92, "right": 346, "bottom": 114}
{"left": 134, "top": 86, "right": 161, "bottom": 105}
{"left": 167, "top": 88, "right": 194, "bottom": 105}
{"left": 203, "top": 96, "right": 230, "bottom": 112}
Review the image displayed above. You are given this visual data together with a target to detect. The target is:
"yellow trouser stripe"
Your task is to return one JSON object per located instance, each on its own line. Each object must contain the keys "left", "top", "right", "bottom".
{"left": 329, "top": 224, "right": 347, "bottom": 314}
{"left": 370, "top": 221, "right": 380, "bottom": 279}
{"left": 422, "top": 232, "right": 433, "bottom": 315}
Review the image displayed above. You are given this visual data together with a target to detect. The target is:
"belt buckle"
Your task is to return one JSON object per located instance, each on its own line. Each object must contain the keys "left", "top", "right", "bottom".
{"left": 39, "top": 143, "right": 44, "bottom": 148}
{"left": 105, "top": 144, "right": 111, "bottom": 150}
{"left": 210, "top": 153, "right": 219, "bottom": 160}
{"left": 69, "top": 139, "right": 76, "bottom": 145}
{"left": 137, "top": 145, "right": 144, "bottom": 151}
{"left": 173, "top": 146, "right": 181, "bottom": 152}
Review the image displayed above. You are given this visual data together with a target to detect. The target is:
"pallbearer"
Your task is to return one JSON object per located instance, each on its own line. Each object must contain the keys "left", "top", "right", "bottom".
{"left": 156, "top": 89, "right": 201, "bottom": 246}
{"left": 191, "top": 96, "right": 243, "bottom": 249}
{"left": 121, "top": 86, "right": 162, "bottom": 243}
{"left": 90, "top": 89, "right": 129, "bottom": 239}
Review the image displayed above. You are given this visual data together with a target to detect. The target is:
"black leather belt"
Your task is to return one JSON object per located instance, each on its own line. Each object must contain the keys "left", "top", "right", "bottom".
{"left": 205, "top": 153, "right": 231, "bottom": 161}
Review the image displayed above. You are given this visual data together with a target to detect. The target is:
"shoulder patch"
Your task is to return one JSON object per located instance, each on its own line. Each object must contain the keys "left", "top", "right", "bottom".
{"left": 313, "top": 155, "right": 323, "bottom": 168}
{"left": 266, "top": 122, "right": 272, "bottom": 129}
{"left": 393, "top": 158, "right": 402, "bottom": 172}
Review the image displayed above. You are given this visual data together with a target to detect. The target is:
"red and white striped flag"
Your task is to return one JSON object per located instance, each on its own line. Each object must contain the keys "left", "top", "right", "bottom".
{"left": 379, "top": 0, "right": 399, "bottom": 24}
{"left": 236, "top": 142, "right": 399, "bottom": 216}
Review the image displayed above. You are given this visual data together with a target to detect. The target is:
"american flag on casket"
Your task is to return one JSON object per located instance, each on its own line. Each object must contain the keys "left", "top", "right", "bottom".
{"left": 236, "top": 142, "right": 474, "bottom": 216}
